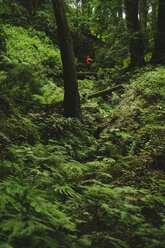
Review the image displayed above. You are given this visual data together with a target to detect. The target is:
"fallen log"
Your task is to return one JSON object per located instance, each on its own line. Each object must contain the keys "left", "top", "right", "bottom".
{"left": 86, "top": 84, "right": 124, "bottom": 99}
{"left": 77, "top": 71, "right": 98, "bottom": 80}
{"left": 47, "top": 70, "right": 98, "bottom": 80}
{"left": 94, "top": 117, "right": 118, "bottom": 139}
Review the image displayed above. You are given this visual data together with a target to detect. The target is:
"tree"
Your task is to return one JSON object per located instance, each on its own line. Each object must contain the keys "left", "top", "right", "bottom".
{"left": 151, "top": 0, "right": 157, "bottom": 36}
{"left": 0, "top": 26, "right": 6, "bottom": 63}
{"left": 52, "top": 0, "right": 81, "bottom": 119}
{"left": 125, "top": 0, "right": 145, "bottom": 67}
{"left": 0, "top": 32, "right": 6, "bottom": 54}
{"left": 139, "top": 0, "right": 148, "bottom": 50}
{"left": 151, "top": 0, "right": 165, "bottom": 64}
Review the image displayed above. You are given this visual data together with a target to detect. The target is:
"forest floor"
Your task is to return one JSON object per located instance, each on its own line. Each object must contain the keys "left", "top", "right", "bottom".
{"left": 0, "top": 65, "right": 165, "bottom": 248}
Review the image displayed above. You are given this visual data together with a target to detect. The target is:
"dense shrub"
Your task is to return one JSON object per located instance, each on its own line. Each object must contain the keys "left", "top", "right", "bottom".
{"left": 0, "top": 25, "right": 62, "bottom": 101}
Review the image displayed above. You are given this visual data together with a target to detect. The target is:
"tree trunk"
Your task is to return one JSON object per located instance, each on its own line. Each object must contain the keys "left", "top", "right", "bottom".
{"left": 151, "top": 0, "right": 165, "bottom": 64}
{"left": 0, "top": 36, "right": 6, "bottom": 54}
{"left": 152, "top": 0, "right": 157, "bottom": 36}
{"left": 0, "top": 27, "right": 6, "bottom": 58}
{"left": 22, "top": 0, "right": 40, "bottom": 16}
{"left": 139, "top": 0, "right": 148, "bottom": 50}
{"left": 52, "top": 0, "right": 81, "bottom": 119}
{"left": 125, "top": 0, "right": 145, "bottom": 67}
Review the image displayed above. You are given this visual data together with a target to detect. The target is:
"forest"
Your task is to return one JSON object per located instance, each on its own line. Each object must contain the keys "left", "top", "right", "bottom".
{"left": 0, "top": 0, "right": 165, "bottom": 247}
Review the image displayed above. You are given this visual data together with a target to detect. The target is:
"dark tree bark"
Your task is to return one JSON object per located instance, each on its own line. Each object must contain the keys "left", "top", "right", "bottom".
{"left": 151, "top": 0, "right": 165, "bottom": 64}
{"left": 0, "top": 27, "right": 6, "bottom": 57}
{"left": 52, "top": 0, "right": 81, "bottom": 119}
{"left": 139, "top": 0, "right": 148, "bottom": 50}
{"left": 125, "top": 0, "right": 145, "bottom": 67}
{"left": 0, "top": 36, "right": 6, "bottom": 54}
{"left": 152, "top": 0, "right": 157, "bottom": 36}
{"left": 21, "top": 0, "right": 40, "bottom": 16}
{"left": 20, "top": 0, "right": 42, "bottom": 25}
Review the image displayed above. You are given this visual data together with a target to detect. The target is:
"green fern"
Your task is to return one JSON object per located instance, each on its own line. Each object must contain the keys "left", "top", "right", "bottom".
{"left": 0, "top": 177, "right": 76, "bottom": 247}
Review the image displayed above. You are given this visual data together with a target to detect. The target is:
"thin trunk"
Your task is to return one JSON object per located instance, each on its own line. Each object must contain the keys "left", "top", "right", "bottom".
{"left": 125, "top": 0, "right": 145, "bottom": 67}
{"left": 139, "top": 0, "right": 148, "bottom": 50}
{"left": 76, "top": 0, "right": 79, "bottom": 42}
{"left": 0, "top": 36, "right": 6, "bottom": 54}
{"left": 152, "top": 0, "right": 157, "bottom": 36}
{"left": 0, "top": 28, "right": 6, "bottom": 70}
{"left": 52, "top": 0, "right": 81, "bottom": 119}
{"left": 151, "top": 0, "right": 165, "bottom": 64}
{"left": 0, "top": 26, "right": 6, "bottom": 55}
{"left": 24, "top": 0, "right": 39, "bottom": 16}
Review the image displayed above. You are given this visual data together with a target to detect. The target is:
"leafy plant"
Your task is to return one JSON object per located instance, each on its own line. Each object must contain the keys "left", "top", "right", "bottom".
{"left": 0, "top": 177, "right": 76, "bottom": 248}
{"left": 0, "top": 25, "right": 62, "bottom": 101}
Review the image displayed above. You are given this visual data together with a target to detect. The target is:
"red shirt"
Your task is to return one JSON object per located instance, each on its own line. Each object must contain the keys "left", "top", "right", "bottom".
{"left": 87, "top": 56, "right": 92, "bottom": 64}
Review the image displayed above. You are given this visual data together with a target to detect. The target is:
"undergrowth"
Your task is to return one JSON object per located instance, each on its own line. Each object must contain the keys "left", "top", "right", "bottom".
{"left": 0, "top": 24, "right": 62, "bottom": 102}
{"left": 0, "top": 24, "right": 165, "bottom": 247}
{"left": 0, "top": 142, "right": 165, "bottom": 248}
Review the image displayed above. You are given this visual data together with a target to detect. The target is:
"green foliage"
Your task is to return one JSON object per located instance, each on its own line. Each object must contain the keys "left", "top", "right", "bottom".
{"left": 78, "top": 79, "right": 94, "bottom": 95}
{"left": 0, "top": 0, "right": 29, "bottom": 27}
{"left": 0, "top": 110, "right": 40, "bottom": 148}
{"left": 0, "top": 2, "right": 165, "bottom": 246}
{"left": 4, "top": 26, "right": 61, "bottom": 68}
{"left": 0, "top": 177, "right": 76, "bottom": 248}
{"left": 1, "top": 64, "right": 165, "bottom": 248}
{"left": 133, "top": 66, "right": 165, "bottom": 103}
{"left": 109, "top": 66, "right": 165, "bottom": 160}
{"left": 136, "top": 125, "right": 165, "bottom": 157}
{"left": 33, "top": 80, "right": 64, "bottom": 104}
{"left": 98, "top": 128, "right": 131, "bottom": 158}
{"left": 0, "top": 25, "right": 61, "bottom": 101}
{"left": 0, "top": 143, "right": 90, "bottom": 247}
{"left": 68, "top": 178, "right": 165, "bottom": 248}
{"left": 30, "top": 113, "right": 98, "bottom": 161}
{"left": 1, "top": 139, "right": 164, "bottom": 248}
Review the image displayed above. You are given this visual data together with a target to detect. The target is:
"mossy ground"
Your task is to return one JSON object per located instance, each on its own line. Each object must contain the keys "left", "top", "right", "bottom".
{"left": 0, "top": 65, "right": 165, "bottom": 248}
